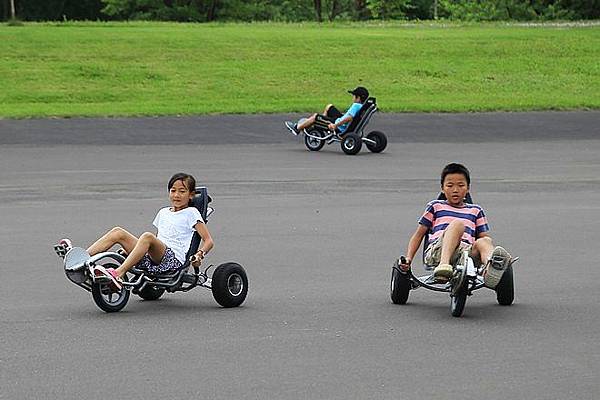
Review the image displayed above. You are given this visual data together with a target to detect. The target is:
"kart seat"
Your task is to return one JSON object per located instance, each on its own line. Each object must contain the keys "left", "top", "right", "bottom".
{"left": 134, "top": 186, "right": 212, "bottom": 278}
{"left": 344, "top": 97, "right": 377, "bottom": 135}
{"left": 184, "top": 186, "right": 212, "bottom": 264}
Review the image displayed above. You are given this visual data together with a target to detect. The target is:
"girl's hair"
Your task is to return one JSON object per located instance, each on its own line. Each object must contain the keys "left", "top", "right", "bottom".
{"left": 441, "top": 163, "right": 470, "bottom": 186}
{"left": 168, "top": 173, "right": 196, "bottom": 193}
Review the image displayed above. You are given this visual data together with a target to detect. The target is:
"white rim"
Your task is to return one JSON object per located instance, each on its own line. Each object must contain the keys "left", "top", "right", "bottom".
{"left": 228, "top": 273, "right": 244, "bottom": 296}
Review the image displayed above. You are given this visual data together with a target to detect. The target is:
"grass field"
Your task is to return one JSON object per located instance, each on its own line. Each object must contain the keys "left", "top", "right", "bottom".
{"left": 0, "top": 21, "right": 599, "bottom": 117}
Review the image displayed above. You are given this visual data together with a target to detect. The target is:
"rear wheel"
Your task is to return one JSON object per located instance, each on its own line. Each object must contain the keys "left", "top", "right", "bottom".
{"left": 495, "top": 265, "right": 514, "bottom": 305}
{"left": 137, "top": 285, "right": 165, "bottom": 301}
{"left": 212, "top": 262, "right": 248, "bottom": 308}
{"left": 304, "top": 129, "right": 326, "bottom": 151}
{"left": 91, "top": 263, "right": 130, "bottom": 313}
{"left": 365, "top": 131, "right": 387, "bottom": 153}
{"left": 390, "top": 267, "right": 410, "bottom": 305}
{"left": 341, "top": 133, "right": 362, "bottom": 155}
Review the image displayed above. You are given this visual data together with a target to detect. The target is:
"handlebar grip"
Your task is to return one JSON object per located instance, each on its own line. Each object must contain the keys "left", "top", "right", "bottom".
{"left": 400, "top": 256, "right": 407, "bottom": 264}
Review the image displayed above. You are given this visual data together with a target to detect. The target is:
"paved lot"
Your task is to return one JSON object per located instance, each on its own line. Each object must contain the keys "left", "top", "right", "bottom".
{"left": 1, "top": 112, "right": 599, "bottom": 400}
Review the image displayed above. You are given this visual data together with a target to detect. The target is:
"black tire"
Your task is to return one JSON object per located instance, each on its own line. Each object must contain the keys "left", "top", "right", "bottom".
{"left": 137, "top": 285, "right": 165, "bottom": 301}
{"left": 211, "top": 262, "right": 248, "bottom": 308}
{"left": 450, "top": 281, "right": 468, "bottom": 317}
{"left": 495, "top": 265, "right": 514, "bottom": 306}
{"left": 304, "top": 129, "right": 326, "bottom": 151}
{"left": 91, "top": 263, "right": 130, "bottom": 313}
{"left": 341, "top": 133, "right": 362, "bottom": 155}
{"left": 365, "top": 131, "right": 387, "bottom": 153}
{"left": 390, "top": 267, "right": 410, "bottom": 304}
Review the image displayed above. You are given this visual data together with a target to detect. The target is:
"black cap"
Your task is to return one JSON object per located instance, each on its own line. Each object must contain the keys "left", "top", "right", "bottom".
{"left": 348, "top": 86, "right": 369, "bottom": 102}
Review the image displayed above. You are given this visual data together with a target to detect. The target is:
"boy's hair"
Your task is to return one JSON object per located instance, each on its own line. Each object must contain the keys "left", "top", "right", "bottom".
{"left": 168, "top": 173, "right": 196, "bottom": 193}
{"left": 440, "top": 163, "right": 470, "bottom": 186}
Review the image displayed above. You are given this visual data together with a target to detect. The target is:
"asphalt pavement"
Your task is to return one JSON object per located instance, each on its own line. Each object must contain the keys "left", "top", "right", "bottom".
{"left": 1, "top": 112, "right": 599, "bottom": 400}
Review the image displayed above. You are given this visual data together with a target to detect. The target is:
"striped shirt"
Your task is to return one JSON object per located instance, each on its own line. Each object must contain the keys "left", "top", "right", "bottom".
{"left": 418, "top": 200, "right": 489, "bottom": 245}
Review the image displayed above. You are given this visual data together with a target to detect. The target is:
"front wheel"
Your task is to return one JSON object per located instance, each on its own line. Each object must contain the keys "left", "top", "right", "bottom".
{"left": 495, "top": 265, "right": 514, "bottom": 306}
{"left": 341, "top": 133, "right": 362, "bottom": 155}
{"left": 365, "top": 131, "right": 387, "bottom": 153}
{"left": 304, "top": 129, "right": 326, "bottom": 151}
{"left": 211, "top": 262, "right": 248, "bottom": 308}
{"left": 91, "top": 263, "right": 130, "bottom": 313}
{"left": 390, "top": 266, "right": 410, "bottom": 305}
{"left": 450, "top": 280, "right": 468, "bottom": 317}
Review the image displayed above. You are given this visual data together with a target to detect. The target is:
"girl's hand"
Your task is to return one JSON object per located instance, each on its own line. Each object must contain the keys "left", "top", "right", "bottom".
{"left": 190, "top": 250, "right": 205, "bottom": 267}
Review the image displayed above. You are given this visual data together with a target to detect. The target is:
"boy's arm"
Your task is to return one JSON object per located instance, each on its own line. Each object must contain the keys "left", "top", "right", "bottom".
{"left": 400, "top": 224, "right": 428, "bottom": 270}
{"left": 328, "top": 115, "right": 352, "bottom": 131}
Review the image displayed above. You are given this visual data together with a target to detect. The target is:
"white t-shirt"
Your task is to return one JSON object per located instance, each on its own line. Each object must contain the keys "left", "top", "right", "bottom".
{"left": 153, "top": 206, "right": 204, "bottom": 263}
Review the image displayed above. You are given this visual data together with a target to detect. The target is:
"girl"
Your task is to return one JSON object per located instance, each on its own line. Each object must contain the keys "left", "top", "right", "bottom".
{"left": 60, "top": 173, "right": 213, "bottom": 290}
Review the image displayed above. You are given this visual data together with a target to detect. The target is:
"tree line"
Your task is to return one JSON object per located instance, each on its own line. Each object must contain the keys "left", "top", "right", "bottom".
{"left": 2, "top": 0, "right": 599, "bottom": 22}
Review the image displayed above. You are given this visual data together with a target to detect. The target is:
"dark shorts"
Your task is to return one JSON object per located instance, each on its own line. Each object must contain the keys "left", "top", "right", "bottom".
{"left": 136, "top": 247, "right": 183, "bottom": 274}
{"left": 315, "top": 105, "right": 343, "bottom": 130}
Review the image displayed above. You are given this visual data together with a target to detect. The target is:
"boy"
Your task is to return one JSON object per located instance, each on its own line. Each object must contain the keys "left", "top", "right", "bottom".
{"left": 399, "top": 163, "right": 512, "bottom": 288}
{"left": 285, "top": 86, "right": 369, "bottom": 137}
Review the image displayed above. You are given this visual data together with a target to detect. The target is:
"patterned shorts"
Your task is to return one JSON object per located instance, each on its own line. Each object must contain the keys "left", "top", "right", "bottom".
{"left": 136, "top": 247, "right": 182, "bottom": 274}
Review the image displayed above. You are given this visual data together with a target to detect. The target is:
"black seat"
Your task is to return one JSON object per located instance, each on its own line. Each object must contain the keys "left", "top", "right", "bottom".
{"left": 184, "top": 186, "right": 212, "bottom": 265}
{"left": 344, "top": 97, "right": 377, "bottom": 134}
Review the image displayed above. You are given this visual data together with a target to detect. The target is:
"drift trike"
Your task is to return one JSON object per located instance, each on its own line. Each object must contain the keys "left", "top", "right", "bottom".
{"left": 53, "top": 187, "right": 248, "bottom": 313}
{"left": 286, "top": 97, "right": 387, "bottom": 155}
{"left": 390, "top": 193, "right": 518, "bottom": 317}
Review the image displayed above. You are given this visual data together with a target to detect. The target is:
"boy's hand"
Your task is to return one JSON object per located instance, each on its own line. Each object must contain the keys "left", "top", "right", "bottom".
{"left": 328, "top": 123, "right": 336, "bottom": 131}
{"left": 398, "top": 256, "right": 411, "bottom": 272}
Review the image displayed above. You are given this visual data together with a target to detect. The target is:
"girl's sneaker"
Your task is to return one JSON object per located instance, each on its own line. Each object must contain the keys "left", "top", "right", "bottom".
{"left": 483, "top": 246, "right": 512, "bottom": 289}
{"left": 53, "top": 238, "right": 73, "bottom": 258}
{"left": 93, "top": 265, "right": 123, "bottom": 291}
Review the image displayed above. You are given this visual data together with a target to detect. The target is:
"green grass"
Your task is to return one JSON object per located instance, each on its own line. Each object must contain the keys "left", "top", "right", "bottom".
{"left": 0, "top": 21, "right": 599, "bottom": 117}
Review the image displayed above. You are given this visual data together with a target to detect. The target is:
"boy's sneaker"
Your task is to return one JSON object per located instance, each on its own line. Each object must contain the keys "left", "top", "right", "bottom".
{"left": 285, "top": 121, "right": 300, "bottom": 136}
{"left": 433, "top": 263, "right": 453, "bottom": 282}
{"left": 93, "top": 265, "right": 123, "bottom": 291}
{"left": 53, "top": 238, "right": 73, "bottom": 258}
{"left": 483, "top": 246, "right": 512, "bottom": 289}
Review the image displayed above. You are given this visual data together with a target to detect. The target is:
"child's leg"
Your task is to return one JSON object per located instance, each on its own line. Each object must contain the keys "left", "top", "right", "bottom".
{"left": 87, "top": 227, "right": 138, "bottom": 256}
{"left": 432, "top": 220, "right": 464, "bottom": 280}
{"left": 472, "top": 237, "right": 511, "bottom": 288}
{"left": 471, "top": 236, "right": 494, "bottom": 265}
{"left": 438, "top": 220, "right": 465, "bottom": 265}
{"left": 114, "top": 232, "right": 167, "bottom": 278}
{"left": 297, "top": 114, "right": 317, "bottom": 131}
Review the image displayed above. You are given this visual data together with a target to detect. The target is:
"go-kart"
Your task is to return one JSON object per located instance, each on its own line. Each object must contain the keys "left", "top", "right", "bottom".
{"left": 53, "top": 187, "right": 248, "bottom": 313}
{"left": 390, "top": 193, "right": 518, "bottom": 317}
{"left": 287, "top": 97, "right": 387, "bottom": 155}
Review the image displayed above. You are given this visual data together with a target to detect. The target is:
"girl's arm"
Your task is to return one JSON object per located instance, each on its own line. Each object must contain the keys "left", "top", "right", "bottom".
{"left": 401, "top": 224, "right": 428, "bottom": 270}
{"left": 191, "top": 222, "right": 214, "bottom": 265}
